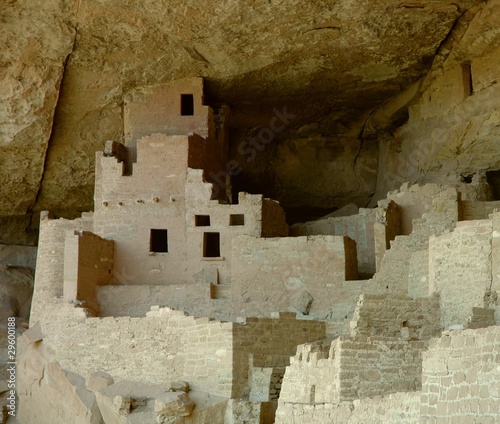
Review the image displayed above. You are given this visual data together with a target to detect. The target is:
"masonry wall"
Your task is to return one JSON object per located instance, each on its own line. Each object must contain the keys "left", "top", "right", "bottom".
{"left": 279, "top": 336, "right": 425, "bottom": 405}
{"left": 184, "top": 188, "right": 276, "bottom": 287}
{"left": 275, "top": 391, "right": 421, "bottom": 424}
{"left": 493, "top": 212, "right": 500, "bottom": 323}
{"left": 36, "top": 304, "right": 325, "bottom": 399}
{"left": 460, "top": 200, "right": 500, "bottom": 221}
{"left": 370, "top": 185, "right": 459, "bottom": 295}
{"left": 290, "top": 208, "right": 376, "bottom": 275}
{"left": 97, "top": 284, "right": 213, "bottom": 318}
{"left": 429, "top": 219, "right": 493, "bottom": 329}
{"left": 46, "top": 307, "right": 235, "bottom": 397}
{"left": 421, "top": 326, "right": 500, "bottom": 422}
{"left": 386, "top": 183, "right": 458, "bottom": 235}
{"left": 230, "top": 235, "right": 366, "bottom": 320}
{"left": 374, "top": 200, "right": 401, "bottom": 272}
{"left": 63, "top": 231, "right": 114, "bottom": 314}
{"left": 408, "top": 249, "right": 430, "bottom": 298}
{"left": 30, "top": 215, "right": 94, "bottom": 328}
{"left": 231, "top": 312, "right": 326, "bottom": 398}
{"left": 123, "top": 77, "right": 216, "bottom": 163}
{"left": 349, "top": 294, "right": 441, "bottom": 340}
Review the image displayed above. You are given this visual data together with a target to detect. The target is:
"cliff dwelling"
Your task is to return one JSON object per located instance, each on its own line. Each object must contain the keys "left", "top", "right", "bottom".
{"left": 1, "top": 1, "right": 500, "bottom": 423}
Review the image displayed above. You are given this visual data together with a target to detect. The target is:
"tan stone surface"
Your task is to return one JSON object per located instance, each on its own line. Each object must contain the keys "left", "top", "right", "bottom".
{"left": 372, "top": 1, "right": 500, "bottom": 201}
{"left": 1, "top": 0, "right": 486, "bottom": 243}
{"left": 0, "top": 1, "right": 77, "bottom": 244}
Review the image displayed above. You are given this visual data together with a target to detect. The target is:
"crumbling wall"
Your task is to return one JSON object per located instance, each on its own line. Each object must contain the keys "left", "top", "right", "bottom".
{"left": 33, "top": 306, "right": 325, "bottom": 399}
{"left": 45, "top": 307, "right": 235, "bottom": 397}
{"left": 30, "top": 214, "right": 93, "bottom": 328}
{"left": 276, "top": 325, "right": 500, "bottom": 423}
{"left": 370, "top": 185, "right": 459, "bottom": 295}
{"left": 349, "top": 294, "right": 441, "bottom": 340}
{"left": 429, "top": 219, "right": 493, "bottom": 329}
{"left": 386, "top": 184, "right": 458, "bottom": 235}
{"left": 261, "top": 199, "right": 289, "bottom": 237}
{"left": 279, "top": 337, "right": 425, "bottom": 405}
{"left": 421, "top": 326, "right": 500, "bottom": 422}
{"left": 231, "top": 313, "right": 325, "bottom": 398}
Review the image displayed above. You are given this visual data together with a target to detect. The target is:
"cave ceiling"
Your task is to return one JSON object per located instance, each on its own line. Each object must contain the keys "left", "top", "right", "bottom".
{"left": 0, "top": 0, "right": 484, "bottom": 243}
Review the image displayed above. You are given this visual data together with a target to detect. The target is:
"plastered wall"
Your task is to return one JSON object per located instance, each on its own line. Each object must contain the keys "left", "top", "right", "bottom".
{"left": 230, "top": 234, "right": 366, "bottom": 319}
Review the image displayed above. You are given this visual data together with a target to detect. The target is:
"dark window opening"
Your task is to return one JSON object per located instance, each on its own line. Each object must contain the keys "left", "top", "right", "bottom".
{"left": 180, "top": 94, "right": 194, "bottom": 116}
{"left": 195, "top": 215, "right": 211, "bottom": 227}
{"left": 460, "top": 174, "right": 474, "bottom": 184}
{"left": 487, "top": 170, "right": 500, "bottom": 200}
{"left": 229, "top": 214, "right": 245, "bottom": 226}
{"left": 461, "top": 63, "right": 473, "bottom": 97}
{"left": 150, "top": 229, "right": 168, "bottom": 253}
{"left": 203, "top": 232, "right": 220, "bottom": 257}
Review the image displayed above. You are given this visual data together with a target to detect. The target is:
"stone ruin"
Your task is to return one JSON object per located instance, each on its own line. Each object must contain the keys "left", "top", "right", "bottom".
{"left": 16, "top": 78, "right": 500, "bottom": 423}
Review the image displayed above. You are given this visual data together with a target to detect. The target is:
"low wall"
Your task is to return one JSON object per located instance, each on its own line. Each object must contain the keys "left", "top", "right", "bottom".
{"left": 279, "top": 336, "right": 425, "bottom": 405}
{"left": 276, "top": 325, "right": 500, "bottom": 424}
{"left": 275, "top": 391, "right": 420, "bottom": 424}
{"left": 40, "top": 307, "right": 324, "bottom": 398}
{"left": 350, "top": 294, "right": 441, "bottom": 340}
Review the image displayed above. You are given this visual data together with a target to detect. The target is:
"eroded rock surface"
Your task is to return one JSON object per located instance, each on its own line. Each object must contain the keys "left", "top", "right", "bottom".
{"left": 0, "top": 0, "right": 484, "bottom": 243}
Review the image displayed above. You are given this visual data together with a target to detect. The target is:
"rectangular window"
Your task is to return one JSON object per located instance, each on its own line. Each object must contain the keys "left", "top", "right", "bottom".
{"left": 180, "top": 94, "right": 194, "bottom": 116}
{"left": 229, "top": 214, "right": 245, "bottom": 226}
{"left": 203, "top": 232, "right": 220, "bottom": 257}
{"left": 150, "top": 229, "right": 168, "bottom": 253}
{"left": 195, "top": 215, "right": 211, "bottom": 226}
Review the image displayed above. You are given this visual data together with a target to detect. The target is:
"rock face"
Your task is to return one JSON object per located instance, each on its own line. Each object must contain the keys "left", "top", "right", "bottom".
{"left": 0, "top": 0, "right": 487, "bottom": 244}
{"left": 371, "top": 0, "right": 500, "bottom": 202}
{"left": 0, "top": 1, "right": 77, "bottom": 244}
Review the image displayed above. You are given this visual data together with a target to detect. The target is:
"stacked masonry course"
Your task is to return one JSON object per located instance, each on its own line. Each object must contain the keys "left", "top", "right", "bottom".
{"left": 21, "top": 78, "right": 500, "bottom": 423}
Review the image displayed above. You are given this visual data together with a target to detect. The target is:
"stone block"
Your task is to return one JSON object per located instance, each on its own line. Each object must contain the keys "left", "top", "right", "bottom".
{"left": 22, "top": 321, "right": 43, "bottom": 344}
{"left": 168, "top": 381, "right": 190, "bottom": 393}
{"left": 85, "top": 371, "right": 114, "bottom": 392}
{"left": 155, "top": 392, "right": 195, "bottom": 419}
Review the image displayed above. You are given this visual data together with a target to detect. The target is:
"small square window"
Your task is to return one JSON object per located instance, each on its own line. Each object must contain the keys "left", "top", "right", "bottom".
{"left": 150, "top": 229, "right": 168, "bottom": 253}
{"left": 203, "top": 232, "right": 220, "bottom": 258}
{"left": 180, "top": 94, "right": 194, "bottom": 116}
{"left": 195, "top": 215, "right": 211, "bottom": 227}
{"left": 229, "top": 214, "right": 245, "bottom": 226}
